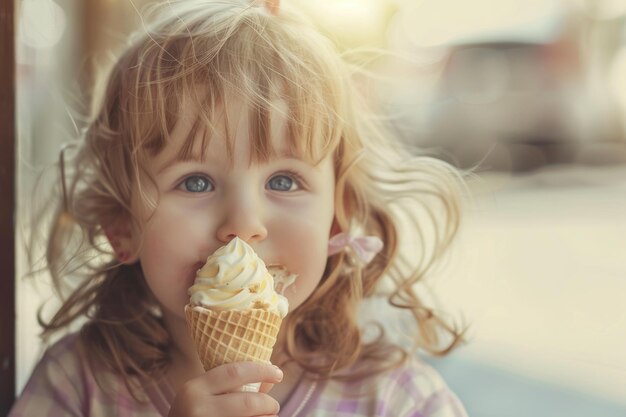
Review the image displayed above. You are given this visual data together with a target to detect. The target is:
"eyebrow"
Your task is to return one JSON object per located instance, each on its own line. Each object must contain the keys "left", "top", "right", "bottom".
{"left": 156, "top": 148, "right": 313, "bottom": 175}
{"left": 156, "top": 154, "right": 209, "bottom": 175}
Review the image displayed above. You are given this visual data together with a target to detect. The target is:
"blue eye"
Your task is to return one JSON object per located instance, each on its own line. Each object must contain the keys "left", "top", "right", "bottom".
{"left": 267, "top": 174, "right": 298, "bottom": 192}
{"left": 180, "top": 175, "right": 213, "bottom": 193}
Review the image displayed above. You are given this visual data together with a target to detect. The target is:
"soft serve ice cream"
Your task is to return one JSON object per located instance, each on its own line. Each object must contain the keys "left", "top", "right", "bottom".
{"left": 188, "top": 237, "right": 288, "bottom": 317}
{"left": 184, "top": 237, "right": 291, "bottom": 384}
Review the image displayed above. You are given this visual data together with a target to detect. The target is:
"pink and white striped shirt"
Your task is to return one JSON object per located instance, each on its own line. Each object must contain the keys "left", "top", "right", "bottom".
{"left": 10, "top": 334, "right": 467, "bottom": 417}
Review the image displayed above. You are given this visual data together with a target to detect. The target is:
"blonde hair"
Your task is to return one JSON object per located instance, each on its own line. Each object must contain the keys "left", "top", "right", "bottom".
{"left": 40, "top": 0, "right": 465, "bottom": 396}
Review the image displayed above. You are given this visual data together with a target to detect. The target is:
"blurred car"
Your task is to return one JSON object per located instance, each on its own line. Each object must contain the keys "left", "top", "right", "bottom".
{"left": 391, "top": 1, "right": 624, "bottom": 170}
{"left": 425, "top": 38, "right": 588, "bottom": 169}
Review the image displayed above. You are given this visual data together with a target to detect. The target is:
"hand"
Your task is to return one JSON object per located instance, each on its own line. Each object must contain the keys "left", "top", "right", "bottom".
{"left": 168, "top": 362, "right": 283, "bottom": 417}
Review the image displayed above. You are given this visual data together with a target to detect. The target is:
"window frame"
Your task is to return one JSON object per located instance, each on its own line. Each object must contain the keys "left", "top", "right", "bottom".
{"left": 0, "top": 0, "right": 16, "bottom": 413}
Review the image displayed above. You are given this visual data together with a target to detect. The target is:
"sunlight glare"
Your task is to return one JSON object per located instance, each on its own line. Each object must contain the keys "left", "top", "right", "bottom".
{"left": 19, "top": 0, "right": 67, "bottom": 49}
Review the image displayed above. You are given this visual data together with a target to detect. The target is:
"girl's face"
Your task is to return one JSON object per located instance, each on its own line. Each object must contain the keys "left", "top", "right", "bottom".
{"left": 133, "top": 100, "right": 336, "bottom": 326}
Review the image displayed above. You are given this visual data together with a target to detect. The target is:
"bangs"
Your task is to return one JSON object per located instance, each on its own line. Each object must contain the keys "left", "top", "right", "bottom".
{"left": 123, "top": 3, "right": 348, "bottom": 168}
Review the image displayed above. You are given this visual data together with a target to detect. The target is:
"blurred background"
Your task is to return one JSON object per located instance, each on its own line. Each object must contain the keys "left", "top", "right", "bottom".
{"left": 15, "top": 0, "right": 626, "bottom": 416}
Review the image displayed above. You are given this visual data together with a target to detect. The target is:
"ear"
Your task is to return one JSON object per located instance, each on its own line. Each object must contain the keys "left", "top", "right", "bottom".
{"left": 103, "top": 220, "right": 140, "bottom": 265}
{"left": 329, "top": 218, "right": 342, "bottom": 237}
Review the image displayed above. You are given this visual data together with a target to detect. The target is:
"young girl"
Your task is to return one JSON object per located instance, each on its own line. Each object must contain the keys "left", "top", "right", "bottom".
{"left": 11, "top": 0, "right": 468, "bottom": 416}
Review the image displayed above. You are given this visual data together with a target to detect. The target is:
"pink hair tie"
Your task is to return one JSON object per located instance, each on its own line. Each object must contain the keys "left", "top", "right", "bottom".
{"left": 328, "top": 232, "right": 383, "bottom": 264}
{"left": 260, "top": 0, "right": 280, "bottom": 15}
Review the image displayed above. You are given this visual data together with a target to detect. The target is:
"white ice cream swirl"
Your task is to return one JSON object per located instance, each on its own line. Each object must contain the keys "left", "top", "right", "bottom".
{"left": 188, "top": 237, "right": 288, "bottom": 318}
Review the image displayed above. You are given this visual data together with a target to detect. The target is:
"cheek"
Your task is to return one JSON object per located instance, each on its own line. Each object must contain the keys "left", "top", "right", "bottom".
{"left": 138, "top": 202, "right": 217, "bottom": 307}
{"left": 142, "top": 201, "right": 217, "bottom": 256}
{"left": 282, "top": 242, "right": 327, "bottom": 311}
{"left": 142, "top": 211, "right": 205, "bottom": 263}
{"left": 272, "top": 209, "right": 333, "bottom": 310}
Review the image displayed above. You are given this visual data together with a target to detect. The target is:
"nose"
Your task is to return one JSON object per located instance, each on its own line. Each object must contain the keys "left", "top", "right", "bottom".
{"left": 216, "top": 192, "right": 268, "bottom": 244}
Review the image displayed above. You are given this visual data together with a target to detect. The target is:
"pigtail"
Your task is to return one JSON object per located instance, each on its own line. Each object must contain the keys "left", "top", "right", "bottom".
{"left": 38, "top": 140, "right": 171, "bottom": 400}
{"left": 79, "top": 263, "right": 170, "bottom": 399}
{"left": 280, "top": 60, "right": 467, "bottom": 379}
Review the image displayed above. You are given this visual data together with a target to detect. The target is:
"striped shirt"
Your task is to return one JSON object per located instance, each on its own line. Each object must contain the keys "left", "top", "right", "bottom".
{"left": 282, "top": 361, "right": 468, "bottom": 417}
{"left": 9, "top": 334, "right": 174, "bottom": 416}
{"left": 10, "top": 334, "right": 467, "bottom": 416}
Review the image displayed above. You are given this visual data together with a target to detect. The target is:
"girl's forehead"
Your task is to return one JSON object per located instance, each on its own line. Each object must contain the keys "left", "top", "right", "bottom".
{"left": 151, "top": 94, "right": 313, "bottom": 171}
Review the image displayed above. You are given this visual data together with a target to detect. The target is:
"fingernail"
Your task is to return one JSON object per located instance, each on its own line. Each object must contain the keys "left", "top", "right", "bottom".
{"left": 272, "top": 365, "right": 283, "bottom": 380}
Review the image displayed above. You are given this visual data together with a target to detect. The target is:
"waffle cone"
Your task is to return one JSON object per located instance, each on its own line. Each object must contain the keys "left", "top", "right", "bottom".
{"left": 184, "top": 305, "right": 282, "bottom": 371}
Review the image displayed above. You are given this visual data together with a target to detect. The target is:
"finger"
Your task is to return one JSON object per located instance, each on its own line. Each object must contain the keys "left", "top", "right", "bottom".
{"left": 258, "top": 382, "right": 275, "bottom": 394}
{"left": 205, "top": 362, "right": 283, "bottom": 394}
{"left": 211, "top": 392, "right": 280, "bottom": 417}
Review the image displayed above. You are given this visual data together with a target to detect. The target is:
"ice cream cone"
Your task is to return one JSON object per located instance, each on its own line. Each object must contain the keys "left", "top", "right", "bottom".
{"left": 184, "top": 305, "right": 282, "bottom": 371}
{"left": 185, "top": 238, "right": 290, "bottom": 391}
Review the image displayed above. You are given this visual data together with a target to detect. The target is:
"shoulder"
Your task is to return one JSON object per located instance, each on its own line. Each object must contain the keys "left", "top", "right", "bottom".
{"left": 9, "top": 333, "right": 163, "bottom": 417}
{"left": 379, "top": 358, "right": 467, "bottom": 416}
{"left": 28, "top": 333, "right": 87, "bottom": 392}
{"left": 316, "top": 357, "right": 467, "bottom": 417}
{"left": 40, "top": 332, "right": 85, "bottom": 371}
{"left": 9, "top": 333, "right": 88, "bottom": 416}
